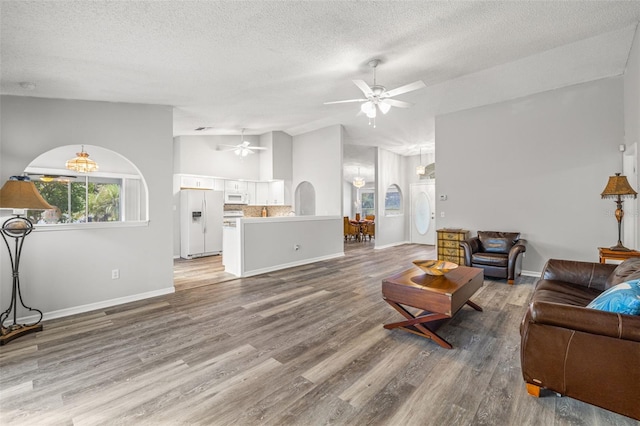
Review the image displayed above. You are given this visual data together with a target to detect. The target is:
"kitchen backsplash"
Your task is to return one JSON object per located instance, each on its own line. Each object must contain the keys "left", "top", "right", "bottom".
{"left": 224, "top": 205, "right": 294, "bottom": 217}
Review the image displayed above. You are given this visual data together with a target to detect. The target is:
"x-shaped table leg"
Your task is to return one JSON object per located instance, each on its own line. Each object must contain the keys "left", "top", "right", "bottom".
{"left": 383, "top": 299, "right": 453, "bottom": 349}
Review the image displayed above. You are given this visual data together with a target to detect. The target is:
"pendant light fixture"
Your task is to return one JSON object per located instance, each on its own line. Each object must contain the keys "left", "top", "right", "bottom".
{"left": 416, "top": 146, "right": 426, "bottom": 176}
{"left": 353, "top": 167, "right": 365, "bottom": 188}
{"left": 65, "top": 145, "right": 98, "bottom": 173}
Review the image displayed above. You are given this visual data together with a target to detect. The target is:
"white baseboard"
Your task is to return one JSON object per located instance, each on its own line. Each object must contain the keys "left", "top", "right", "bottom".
{"left": 521, "top": 270, "right": 541, "bottom": 278}
{"left": 15, "top": 287, "right": 176, "bottom": 324}
{"left": 242, "top": 252, "right": 345, "bottom": 277}
{"left": 374, "top": 240, "right": 411, "bottom": 250}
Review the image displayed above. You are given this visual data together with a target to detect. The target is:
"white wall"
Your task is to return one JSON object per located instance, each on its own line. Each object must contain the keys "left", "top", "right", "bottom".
{"left": 292, "top": 125, "right": 343, "bottom": 216}
{"left": 376, "top": 148, "right": 408, "bottom": 248}
{"left": 435, "top": 77, "right": 625, "bottom": 273}
{"left": 342, "top": 180, "right": 353, "bottom": 218}
{"left": 272, "top": 131, "right": 293, "bottom": 181}
{"left": 624, "top": 26, "right": 640, "bottom": 249}
{"left": 0, "top": 96, "right": 174, "bottom": 319}
{"left": 174, "top": 135, "right": 261, "bottom": 180}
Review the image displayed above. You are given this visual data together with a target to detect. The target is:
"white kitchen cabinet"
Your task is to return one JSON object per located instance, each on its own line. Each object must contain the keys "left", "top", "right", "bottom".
{"left": 224, "top": 180, "right": 248, "bottom": 194}
{"left": 253, "top": 181, "right": 285, "bottom": 205}
{"left": 180, "top": 175, "right": 215, "bottom": 189}
{"left": 246, "top": 182, "right": 256, "bottom": 205}
{"left": 269, "top": 181, "right": 285, "bottom": 205}
{"left": 255, "top": 182, "right": 269, "bottom": 205}
{"left": 213, "top": 179, "right": 225, "bottom": 192}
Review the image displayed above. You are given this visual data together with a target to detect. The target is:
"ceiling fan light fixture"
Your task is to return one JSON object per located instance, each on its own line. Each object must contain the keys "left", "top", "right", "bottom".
{"left": 361, "top": 101, "right": 373, "bottom": 115}
{"left": 363, "top": 102, "right": 377, "bottom": 118}
{"left": 378, "top": 101, "right": 391, "bottom": 114}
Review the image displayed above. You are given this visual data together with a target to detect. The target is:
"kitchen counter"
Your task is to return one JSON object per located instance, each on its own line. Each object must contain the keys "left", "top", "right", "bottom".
{"left": 242, "top": 215, "right": 336, "bottom": 223}
{"left": 222, "top": 215, "right": 344, "bottom": 277}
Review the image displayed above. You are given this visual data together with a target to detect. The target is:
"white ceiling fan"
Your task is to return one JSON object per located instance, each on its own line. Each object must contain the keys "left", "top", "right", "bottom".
{"left": 324, "top": 59, "right": 426, "bottom": 127}
{"left": 218, "top": 129, "right": 267, "bottom": 157}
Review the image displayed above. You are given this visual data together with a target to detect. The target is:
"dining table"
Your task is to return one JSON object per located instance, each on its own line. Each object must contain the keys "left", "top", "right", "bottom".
{"left": 349, "top": 219, "right": 374, "bottom": 241}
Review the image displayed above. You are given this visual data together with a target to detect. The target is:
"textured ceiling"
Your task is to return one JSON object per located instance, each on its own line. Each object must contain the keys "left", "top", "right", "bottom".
{"left": 2, "top": 1, "right": 640, "bottom": 157}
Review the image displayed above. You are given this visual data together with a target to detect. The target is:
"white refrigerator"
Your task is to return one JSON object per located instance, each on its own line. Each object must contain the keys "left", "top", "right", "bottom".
{"left": 180, "top": 189, "right": 223, "bottom": 259}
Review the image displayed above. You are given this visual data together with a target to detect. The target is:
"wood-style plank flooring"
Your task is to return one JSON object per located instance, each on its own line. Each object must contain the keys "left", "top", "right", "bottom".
{"left": 1, "top": 241, "right": 637, "bottom": 425}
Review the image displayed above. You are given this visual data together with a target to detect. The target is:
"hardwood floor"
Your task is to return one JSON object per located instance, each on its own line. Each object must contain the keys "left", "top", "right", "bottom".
{"left": 174, "top": 254, "right": 236, "bottom": 291}
{"left": 1, "top": 242, "right": 636, "bottom": 425}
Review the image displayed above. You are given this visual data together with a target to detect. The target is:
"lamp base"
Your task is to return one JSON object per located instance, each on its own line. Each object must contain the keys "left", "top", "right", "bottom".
{"left": 609, "top": 242, "right": 633, "bottom": 252}
{"left": 0, "top": 323, "right": 43, "bottom": 346}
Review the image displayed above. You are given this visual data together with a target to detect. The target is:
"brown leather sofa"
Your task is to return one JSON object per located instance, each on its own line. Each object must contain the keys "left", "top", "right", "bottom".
{"left": 520, "top": 258, "right": 640, "bottom": 420}
{"left": 460, "top": 231, "right": 526, "bottom": 284}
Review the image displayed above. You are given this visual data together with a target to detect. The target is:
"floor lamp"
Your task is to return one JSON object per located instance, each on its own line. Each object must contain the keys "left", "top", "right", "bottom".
{"left": 601, "top": 172, "right": 638, "bottom": 251}
{"left": 0, "top": 176, "right": 53, "bottom": 345}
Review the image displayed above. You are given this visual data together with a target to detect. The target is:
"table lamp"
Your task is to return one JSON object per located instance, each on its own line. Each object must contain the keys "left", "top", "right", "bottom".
{"left": 600, "top": 172, "right": 638, "bottom": 251}
{"left": 0, "top": 176, "right": 53, "bottom": 345}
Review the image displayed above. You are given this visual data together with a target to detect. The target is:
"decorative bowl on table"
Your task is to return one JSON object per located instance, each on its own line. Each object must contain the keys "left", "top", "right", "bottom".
{"left": 413, "top": 260, "right": 458, "bottom": 276}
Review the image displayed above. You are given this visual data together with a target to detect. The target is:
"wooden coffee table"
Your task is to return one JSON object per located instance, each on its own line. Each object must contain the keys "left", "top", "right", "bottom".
{"left": 382, "top": 265, "right": 484, "bottom": 349}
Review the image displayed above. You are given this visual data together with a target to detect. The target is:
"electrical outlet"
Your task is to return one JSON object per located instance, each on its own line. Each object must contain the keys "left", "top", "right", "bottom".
{"left": 111, "top": 269, "right": 120, "bottom": 279}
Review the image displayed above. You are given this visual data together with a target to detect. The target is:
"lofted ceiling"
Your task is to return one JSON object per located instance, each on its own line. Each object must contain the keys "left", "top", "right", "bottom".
{"left": 2, "top": 1, "right": 640, "bottom": 158}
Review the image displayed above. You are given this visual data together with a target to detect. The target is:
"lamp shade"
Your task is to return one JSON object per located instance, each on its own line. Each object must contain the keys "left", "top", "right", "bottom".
{"left": 0, "top": 176, "right": 53, "bottom": 210}
{"left": 601, "top": 173, "right": 638, "bottom": 199}
{"left": 65, "top": 145, "right": 98, "bottom": 173}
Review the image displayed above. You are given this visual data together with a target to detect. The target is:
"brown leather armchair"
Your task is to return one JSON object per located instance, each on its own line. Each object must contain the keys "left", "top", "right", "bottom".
{"left": 460, "top": 231, "right": 526, "bottom": 284}
{"left": 520, "top": 258, "right": 640, "bottom": 420}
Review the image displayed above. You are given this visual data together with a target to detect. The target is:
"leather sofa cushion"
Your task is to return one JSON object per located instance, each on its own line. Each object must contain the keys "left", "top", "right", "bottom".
{"left": 533, "top": 279, "right": 602, "bottom": 307}
{"left": 606, "top": 258, "right": 640, "bottom": 289}
{"left": 477, "top": 231, "right": 520, "bottom": 254}
{"left": 472, "top": 252, "right": 508, "bottom": 267}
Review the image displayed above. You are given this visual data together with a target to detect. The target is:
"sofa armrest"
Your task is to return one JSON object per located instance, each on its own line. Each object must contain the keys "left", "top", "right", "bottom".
{"left": 528, "top": 301, "right": 640, "bottom": 342}
{"left": 541, "top": 259, "right": 616, "bottom": 291}
{"left": 460, "top": 237, "right": 480, "bottom": 266}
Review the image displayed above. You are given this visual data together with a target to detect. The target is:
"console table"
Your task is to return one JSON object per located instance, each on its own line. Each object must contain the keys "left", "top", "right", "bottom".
{"left": 598, "top": 247, "right": 640, "bottom": 264}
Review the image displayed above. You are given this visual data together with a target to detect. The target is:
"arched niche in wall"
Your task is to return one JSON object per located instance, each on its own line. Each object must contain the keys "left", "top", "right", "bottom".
{"left": 22, "top": 144, "right": 149, "bottom": 226}
{"left": 295, "top": 181, "right": 316, "bottom": 216}
{"left": 384, "top": 184, "right": 403, "bottom": 216}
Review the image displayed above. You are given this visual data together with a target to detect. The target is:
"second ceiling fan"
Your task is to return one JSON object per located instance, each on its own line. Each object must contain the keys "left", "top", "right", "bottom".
{"left": 325, "top": 59, "right": 426, "bottom": 127}
{"left": 218, "top": 129, "right": 267, "bottom": 157}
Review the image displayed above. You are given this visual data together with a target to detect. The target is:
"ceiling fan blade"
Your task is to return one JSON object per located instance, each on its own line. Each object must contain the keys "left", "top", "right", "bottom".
{"left": 383, "top": 80, "right": 426, "bottom": 98}
{"left": 383, "top": 99, "right": 413, "bottom": 108}
{"left": 241, "top": 141, "right": 267, "bottom": 150}
{"left": 353, "top": 80, "right": 373, "bottom": 96}
{"left": 324, "top": 98, "right": 368, "bottom": 105}
{"left": 217, "top": 144, "right": 239, "bottom": 151}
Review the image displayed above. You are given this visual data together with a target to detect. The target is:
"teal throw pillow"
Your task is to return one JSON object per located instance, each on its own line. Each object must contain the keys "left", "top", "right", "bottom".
{"left": 586, "top": 279, "right": 640, "bottom": 315}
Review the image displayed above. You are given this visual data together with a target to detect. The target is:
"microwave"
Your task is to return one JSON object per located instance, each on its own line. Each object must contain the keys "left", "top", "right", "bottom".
{"left": 225, "top": 192, "right": 248, "bottom": 205}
